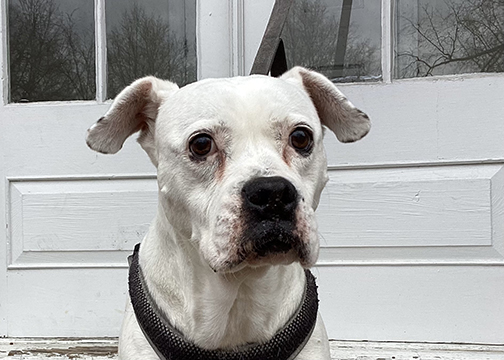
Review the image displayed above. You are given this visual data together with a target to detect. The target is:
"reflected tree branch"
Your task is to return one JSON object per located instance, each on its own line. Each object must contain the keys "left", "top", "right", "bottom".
{"left": 107, "top": 3, "right": 195, "bottom": 98}
{"left": 9, "top": 0, "right": 95, "bottom": 101}
{"left": 397, "top": 0, "right": 504, "bottom": 77}
{"left": 282, "top": 0, "right": 380, "bottom": 82}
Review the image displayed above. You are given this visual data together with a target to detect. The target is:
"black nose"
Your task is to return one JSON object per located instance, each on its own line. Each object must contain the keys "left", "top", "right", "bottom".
{"left": 241, "top": 176, "right": 298, "bottom": 220}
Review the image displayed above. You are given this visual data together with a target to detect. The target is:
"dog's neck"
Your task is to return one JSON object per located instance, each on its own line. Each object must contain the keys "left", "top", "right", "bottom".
{"left": 138, "top": 207, "right": 306, "bottom": 350}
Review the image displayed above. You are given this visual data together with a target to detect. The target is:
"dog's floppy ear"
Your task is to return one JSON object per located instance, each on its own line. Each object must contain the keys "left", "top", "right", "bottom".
{"left": 86, "top": 76, "right": 179, "bottom": 165}
{"left": 281, "top": 66, "right": 370, "bottom": 143}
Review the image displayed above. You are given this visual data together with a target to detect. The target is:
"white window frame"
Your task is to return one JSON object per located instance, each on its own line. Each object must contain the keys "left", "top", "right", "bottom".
{"left": 0, "top": 0, "right": 242, "bottom": 105}
{"left": 2, "top": 0, "right": 504, "bottom": 107}
{"left": 381, "top": 0, "right": 394, "bottom": 83}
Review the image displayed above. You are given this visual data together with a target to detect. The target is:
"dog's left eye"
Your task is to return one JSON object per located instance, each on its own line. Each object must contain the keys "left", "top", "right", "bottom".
{"left": 289, "top": 127, "right": 313, "bottom": 154}
{"left": 189, "top": 134, "right": 215, "bottom": 158}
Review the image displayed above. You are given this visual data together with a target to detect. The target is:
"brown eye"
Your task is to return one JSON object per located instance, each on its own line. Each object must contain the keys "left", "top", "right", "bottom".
{"left": 289, "top": 127, "right": 313, "bottom": 154}
{"left": 189, "top": 134, "right": 214, "bottom": 158}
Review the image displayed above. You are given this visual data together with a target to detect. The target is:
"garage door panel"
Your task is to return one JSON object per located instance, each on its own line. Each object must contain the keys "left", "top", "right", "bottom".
{"left": 7, "top": 268, "right": 127, "bottom": 337}
{"left": 315, "top": 265, "right": 504, "bottom": 344}
{"left": 316, "top": 164, "right": 504, "bottom": 265}
{"left": 325, "top": 77, "right": 504, "bottom": 167}
{"left": 8, "top": 178, "right": 157, "bottom": 269}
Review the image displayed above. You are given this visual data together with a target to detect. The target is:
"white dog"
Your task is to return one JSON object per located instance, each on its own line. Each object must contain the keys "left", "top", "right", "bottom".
{"left": 86, "top": 67, "right": 370, "bottom": 360}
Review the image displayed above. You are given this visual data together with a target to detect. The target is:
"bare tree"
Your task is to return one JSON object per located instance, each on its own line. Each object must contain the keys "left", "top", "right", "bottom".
{"left": 60, "top": 13, "right": 96, "bottom": 100}
{"left": 9, "top": 0, "right": 195, "bottom": 102}
{"left": 9, "top": 0, "right": 95, "bottom": 102}
{"left": 107, "top": 4, "right": 196, "bottom": 98}
{"left": 397, "top": 0, "right": 504, "bottom": 78}
{"left": 281, "top": 0, "right": 381, "bottom": 82}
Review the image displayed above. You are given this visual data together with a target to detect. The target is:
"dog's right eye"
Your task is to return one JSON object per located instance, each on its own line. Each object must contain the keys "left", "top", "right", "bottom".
{"left": 289, "top": 127, "right": 313, "bottom": 155}
{"left": 189, "top": 134, "right": 215, "bottom": 158}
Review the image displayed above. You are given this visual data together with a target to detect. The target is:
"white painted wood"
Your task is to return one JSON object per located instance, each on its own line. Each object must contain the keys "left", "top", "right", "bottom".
{"left": 0, "top": 0, "right": 7, "bottom": 104}
{"left": 10, "top": 179, "right": 156, "bottom": 251}
{"left": 328, "top": 341, "right": 504, "bottom": 360}
{"left": 0, "top": 105, "right": 156, "bottom": 336}
{"left": 7, "top": 269, "right": 127, "bottom": 337}
{"left": 381, "top": 0, "right": 393, "bottom": 83}
{"left": 229, "top": 0, "right": 245, "bottom": 76}
{"left": 325, "top": 75, "right": 504, "bottom": 167}
{"left": 197, "top": 0, "right": 232, "bottom": 79}
{"left": 320, "top": 165, "right": 497, "bottom": 247}
{"left": 315, "top": 164, "right": 504, "bottom": 266}
{"left": 2, "top": 339, "right": 504, "bottom": 360}
{"left": 315, "top": 266, "right": 504, "bottom": 344}
{"left": 0, "top": 0, "right": 9, "bottom": 335}
{"left": 243, "top": 0, "right": 275, "bottom": 74}
{"left": 0, "top": 103, "right": 154, "bottom": 177}
{"left": 0, "top": 338, "right": 119, "bottom": 359}
{"left": 8, "top": 178, "right": 157, "bottom": 269}
{"left": 94, "top": 0, "right": 107, "bottom": 102}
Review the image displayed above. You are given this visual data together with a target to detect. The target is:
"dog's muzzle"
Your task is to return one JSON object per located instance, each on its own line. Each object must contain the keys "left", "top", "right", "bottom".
{"left": 241, "top": 176, "right": 299, "bottom": 256}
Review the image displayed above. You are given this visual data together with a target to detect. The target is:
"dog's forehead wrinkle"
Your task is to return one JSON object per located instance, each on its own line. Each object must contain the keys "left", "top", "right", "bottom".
{"left": 170, "top": 75, "right": 313, "bottom": 116}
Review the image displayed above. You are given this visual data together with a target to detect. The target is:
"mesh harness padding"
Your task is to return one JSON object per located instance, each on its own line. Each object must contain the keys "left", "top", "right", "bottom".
{"left": 128, "top": 243, "right": 319, "bottom": 360}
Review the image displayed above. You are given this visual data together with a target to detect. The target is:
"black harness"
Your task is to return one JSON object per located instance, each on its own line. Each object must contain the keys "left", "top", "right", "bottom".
{"left": 128, "top": 244, "right": 319, "bottom": 360}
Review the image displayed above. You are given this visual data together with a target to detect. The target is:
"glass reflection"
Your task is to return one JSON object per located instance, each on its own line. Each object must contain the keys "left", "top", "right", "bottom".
{"left": 396, "top": 0, "right": 504, "bottom": 78}
{"left": 8, "top": 0, "right": 95, "bottom": 102}
{"left": 282, "top": 0, "right": 382, "bottom": 83}
{"left": 106, "top": 0, "right": 197, "bottom": 99}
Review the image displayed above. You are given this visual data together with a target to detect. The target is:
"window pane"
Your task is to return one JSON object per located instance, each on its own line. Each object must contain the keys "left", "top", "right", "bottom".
{"left": 106, "top": 0, "right": 196, "bottom": 99}
{"left": 282, "top": 0, "right": 381, "bottom": 83}
{"left": 8, "top": 0, "right": 95, "bottom": 102}
{"left": 396, "top": 0, "right": 504, "bottom": 78}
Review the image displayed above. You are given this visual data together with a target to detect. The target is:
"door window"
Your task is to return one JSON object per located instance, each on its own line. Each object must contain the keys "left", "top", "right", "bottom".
{"left": 7, "top": 0, "right": 196, "bottom": 103}
{"left": 8, "top": 0, "right": 95, "bottom": 102}
{"left": 396, "top": 0, "right": 504, "bottom": 78}
{"left": 105, "top": 0, "right": 196, "bottom": 98}
{"left": 264, "top": 0, "right": 503, "bottom": 83}
{"left": 282, "top": 0, "right": 382, "bottom": 83}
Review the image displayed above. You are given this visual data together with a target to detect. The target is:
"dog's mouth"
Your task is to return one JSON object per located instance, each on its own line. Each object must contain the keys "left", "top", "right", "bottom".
{"left": 247, "top": 222, "right": 297, "bottom": 256}
{"left": 255, "top": 238, "right": 292, "bottom": 257}
{"left": 216, "top": 222, "right": 308, "bottom": 272}
{"left": 210, "top": 222, "right": 312, "bottom": 273}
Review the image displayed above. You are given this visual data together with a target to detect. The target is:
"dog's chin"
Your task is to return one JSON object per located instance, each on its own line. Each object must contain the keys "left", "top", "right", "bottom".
{"left": 244, "top": 250, "right": 300, "bottom": 268}
{"left": 211, "top": 242, "right": 313, "bottom": 274}
{"left": 212, "top": 250, "right": 299, "bottom": 274}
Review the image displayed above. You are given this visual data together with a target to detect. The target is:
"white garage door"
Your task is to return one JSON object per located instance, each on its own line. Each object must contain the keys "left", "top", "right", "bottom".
{"left": 1, "top": 0, "right": 503, "bottom": 345}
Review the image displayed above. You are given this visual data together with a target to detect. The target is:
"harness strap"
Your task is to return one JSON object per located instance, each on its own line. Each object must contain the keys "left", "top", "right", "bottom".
{"left": 128, "top": 243, "right": 319, "bottom": 360}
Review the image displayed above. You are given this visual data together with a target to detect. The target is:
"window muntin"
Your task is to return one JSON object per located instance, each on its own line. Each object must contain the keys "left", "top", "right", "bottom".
{"left": 281, "top": 0, "right": 382, "bottom": 83}
{"left": 395, "top": 0, "right": 504, "bottom": 78}
{"left": 8, "top": 0, "right": 95, "bottom": 102}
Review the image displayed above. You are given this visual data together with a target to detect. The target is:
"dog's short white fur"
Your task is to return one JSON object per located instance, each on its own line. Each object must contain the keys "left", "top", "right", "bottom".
{"left": 86, "top": 67, "right": 370, "bottom": 360}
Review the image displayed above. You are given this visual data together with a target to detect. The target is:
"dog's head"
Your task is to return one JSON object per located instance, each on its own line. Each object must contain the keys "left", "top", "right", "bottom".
{"left": 86, "top": 67, "right": 370, "bottom": 272}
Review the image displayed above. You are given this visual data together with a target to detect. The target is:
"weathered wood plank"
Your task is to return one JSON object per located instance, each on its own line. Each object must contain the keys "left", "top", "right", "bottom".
{"left": 2, "top": 339, "right": 503, "bottom": 360}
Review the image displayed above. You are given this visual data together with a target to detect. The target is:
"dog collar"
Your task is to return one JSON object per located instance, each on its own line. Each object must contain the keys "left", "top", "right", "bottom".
{"left": 128, "top": 243, "right": 319, "bottom": 360}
